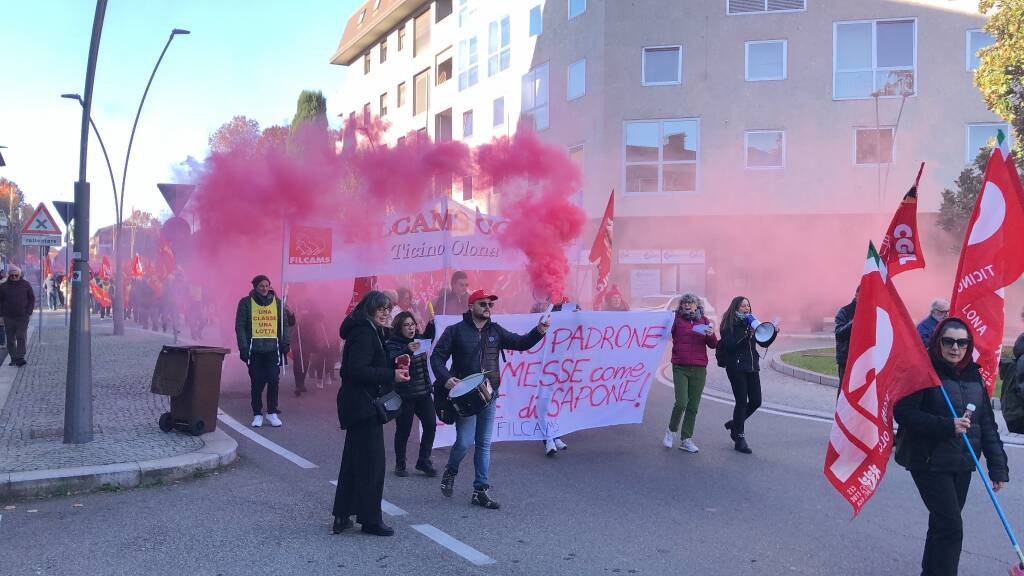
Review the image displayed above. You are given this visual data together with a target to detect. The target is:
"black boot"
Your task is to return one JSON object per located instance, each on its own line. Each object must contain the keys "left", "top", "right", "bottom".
{"left": 394, "top": 460, "right": 408, "bottom": 477}
{"left": 441, "top": 467, "right": 456, "bottom": 497}
{"left": 332, "top": 516, "right": 353, "bottom": 534}
{"left": 725, "top": 420, "right": 738, "bottom": 442}
{"left": 361, "top": 522, "right": 395, "bottom": 536}
{"left": 416, "top": 459, "right": 438, "bottom": 477}
{"left": 734, "top": 434, "right": 752, "bottom": 454}
{"left": 471, "top": 488, "right": 501, "bottom": 510}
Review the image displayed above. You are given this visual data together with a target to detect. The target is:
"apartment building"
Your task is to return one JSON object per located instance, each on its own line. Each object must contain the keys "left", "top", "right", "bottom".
{"left": 331, "top": 0, "right": 1006, "bottom": 321}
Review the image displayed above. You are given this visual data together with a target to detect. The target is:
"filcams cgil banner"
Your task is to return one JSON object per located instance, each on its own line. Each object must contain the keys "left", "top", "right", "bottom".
{"left": 282, "top": 197, "right": 526, "bottom": 282}
{"left": 431, "top": 311, "right": 673, "bottom": 447}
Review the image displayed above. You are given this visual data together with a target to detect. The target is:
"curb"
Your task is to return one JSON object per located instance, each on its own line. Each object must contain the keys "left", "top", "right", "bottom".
{"left": 0, "top": 428, "right": 237, "bottom": 501}
{"left": 769, "top": 352, "right": 840, "bottom": 389}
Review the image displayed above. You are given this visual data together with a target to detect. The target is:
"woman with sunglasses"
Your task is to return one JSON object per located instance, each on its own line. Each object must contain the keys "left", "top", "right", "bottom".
{"left": 386, "top": 311, "right": 437, "bottom": 477}
{"left": 894, "top": 317, "right": 1008, "bottom": 576}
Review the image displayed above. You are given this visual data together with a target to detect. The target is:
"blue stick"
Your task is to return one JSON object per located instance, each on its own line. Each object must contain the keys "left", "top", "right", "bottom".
{"left": 936, "top": 385, "right": 1024, "bottom": 566}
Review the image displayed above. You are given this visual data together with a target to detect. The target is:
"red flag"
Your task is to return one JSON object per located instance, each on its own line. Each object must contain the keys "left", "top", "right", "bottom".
{"left": 877, "top": 163, "right": 926, "bottom": 276}
{"left": 589, "top": 190, "right": 614, "bottom": 308}
{"left": 131, "top": 254, "right": 144, "bottom": 279}
{"left": 825, "top": 242, "right": 940, "bottom": 515}
{"left": 90, "top": 278, "right": 112, "bottom": 308}
{"left": 949, "top": 143, "right": 1024, "bottom": 394}
{"left": 156, "top": 243, "right": 176, "bottom": 279}
{"left": 346, "top": 276, "right": 377, "bottom": 315}
{"left": 44, "top": 255, "right": 52, "bottom": 279}
{"left": 100, "top": 255, "right": 112, "bottom": 280}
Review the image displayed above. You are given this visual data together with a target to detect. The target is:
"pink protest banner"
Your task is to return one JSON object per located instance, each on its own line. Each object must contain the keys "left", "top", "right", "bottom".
{"left": 431, "top": 311, "right": 673, "bottom": 447}
{"left": 282, "top": 197, "right": 525, "bottom": 282}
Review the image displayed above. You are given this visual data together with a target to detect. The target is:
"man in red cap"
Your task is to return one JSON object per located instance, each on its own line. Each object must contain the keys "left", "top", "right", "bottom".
{"left": 430, "top": 289, "right": 550, "bottom": 509}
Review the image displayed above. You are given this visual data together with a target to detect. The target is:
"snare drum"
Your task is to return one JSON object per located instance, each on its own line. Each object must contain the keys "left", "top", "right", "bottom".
{"left": 448, "top": 373, "right": 494, "bottom": 417}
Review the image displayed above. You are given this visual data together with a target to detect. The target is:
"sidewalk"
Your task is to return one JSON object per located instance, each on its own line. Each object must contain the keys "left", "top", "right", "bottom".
{"left": 0, "top": 312, "right": 236, "bottom": 500}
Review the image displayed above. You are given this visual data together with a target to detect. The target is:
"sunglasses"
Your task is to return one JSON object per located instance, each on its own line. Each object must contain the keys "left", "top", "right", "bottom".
{"left": 940, "top": 337, "right": 970, "bottom": 349}
{"left": 400, "top": 321, "right": 416, "bottom": 328}
{"left": 475, "top": 301, "right": 494, "bottom": 308}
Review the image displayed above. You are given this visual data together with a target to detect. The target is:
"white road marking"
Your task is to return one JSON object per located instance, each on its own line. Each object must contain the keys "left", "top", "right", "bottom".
{"left": 216, "top": 410, "right": 318, "bottom": 469}
{"left": 327, "top": 481, "right": 407, "bottom": 516}
{"left": 411, "top": 524, "right": 497, "bottom": 566}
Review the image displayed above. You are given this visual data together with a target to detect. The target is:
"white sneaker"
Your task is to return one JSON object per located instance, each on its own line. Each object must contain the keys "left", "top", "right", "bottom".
{"left": 679, "top": 438, "right": 699, "bottom": 453}
{"left": 662, "top": 430, "right": 674, "bottom": 448}
{"left": 251, "top": 415, "right": 264, "bottom": 427}
{"left": 545, "top": 439, "right": 557, "bottom": 457}
{"left": 554, "top": 438, "right": 568, "bottom": 450}
{"left": 266, "top": 413, "right": 282, "bottom": 427}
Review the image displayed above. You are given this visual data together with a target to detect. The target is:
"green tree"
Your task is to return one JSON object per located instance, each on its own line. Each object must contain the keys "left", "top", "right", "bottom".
{"left": 289, "top": 90, "right": 329, "bottom": 153}
{"left": 976, "top": 0, "right": 1024, "bottom": 145}
{"left": 0, "top": 178, "right": 29, "bottom": 262}
{"left": 209, "top": 115, "right": 261, "bottom": 155}
{"left": 938, "top": 146, "right": 1024, "bottom": 246}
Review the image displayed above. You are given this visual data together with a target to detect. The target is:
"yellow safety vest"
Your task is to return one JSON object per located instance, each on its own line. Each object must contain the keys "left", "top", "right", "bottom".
{"left": 250, "top": 297, "right": 279, "bottom": 339}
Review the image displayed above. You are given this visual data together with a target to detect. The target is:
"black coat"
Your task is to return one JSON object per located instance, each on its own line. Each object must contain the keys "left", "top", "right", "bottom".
{"left": 385, "top": 335, "right": 431, "bottom": 399}
{"left": 894, "top": 358, "right": 1009, "bottom": 481}
{"left": 234, "top": 290, "right": 289, "bottom": 357}
{"left": 834, "top": 300, "right": 856, "bottom": 365}
{"left": 718, "top": 316, "right": 776, "bottom": 373}
{"left": 430, "top": 312, "right": 544, "bottom": 392}
{"left": 336, "top": 314, "right": 395, "bottom": 430}
{"left": 0, "top": 278, "right": 35, "bottom": 318}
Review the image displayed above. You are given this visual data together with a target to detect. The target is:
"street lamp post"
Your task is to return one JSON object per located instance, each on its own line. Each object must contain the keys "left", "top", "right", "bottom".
{"left": 61, "top": 94, "right": 118, "bottom": 220}
{"left": 112, "top": 28, "right": 189, "bottom": 336}
{"left": 65, "top": 0, "right": 108, "bottom": 445}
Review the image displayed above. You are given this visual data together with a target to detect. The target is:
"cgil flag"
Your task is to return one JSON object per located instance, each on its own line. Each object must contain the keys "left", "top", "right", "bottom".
{"left": 949, "top": 130, "right": 1024, "bottom": 394}
{"left": 877, "top": 163, "right": 926, "bottom": 276}
{"left": 825, "top": 242, "right": 940, "bottom": 515}
{"left": 589, "top": 190, "right": 614, "bottom": 308}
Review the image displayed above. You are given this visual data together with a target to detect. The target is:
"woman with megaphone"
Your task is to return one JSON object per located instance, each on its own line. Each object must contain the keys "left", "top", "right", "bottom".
{"left": 717, "top": 296, "right": 778, "bottom": 454}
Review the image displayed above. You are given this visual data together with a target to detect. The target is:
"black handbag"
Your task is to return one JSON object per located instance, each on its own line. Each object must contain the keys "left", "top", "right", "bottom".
{"left": 372, "top": 390, "right": 403, "bottom": 424}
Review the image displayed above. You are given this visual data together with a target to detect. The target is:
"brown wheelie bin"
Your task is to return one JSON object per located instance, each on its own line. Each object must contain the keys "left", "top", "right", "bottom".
{"left": 151, "top": 345, "right": 231, "bottom": 436}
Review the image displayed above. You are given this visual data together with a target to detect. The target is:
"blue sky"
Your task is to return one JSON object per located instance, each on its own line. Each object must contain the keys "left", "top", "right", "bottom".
{"left": 1, "top": 0, "right": 362, "bottom": 231}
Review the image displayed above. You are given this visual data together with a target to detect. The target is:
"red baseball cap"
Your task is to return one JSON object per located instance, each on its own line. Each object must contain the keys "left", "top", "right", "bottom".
{"left": 468, "top": 289, "right": 498, "bottom": 304}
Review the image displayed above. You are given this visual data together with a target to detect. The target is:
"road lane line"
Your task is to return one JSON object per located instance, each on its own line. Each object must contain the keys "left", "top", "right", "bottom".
{"left": 327, "top": 481, "right": 407, "bottom": 516}
{"left": 411, "top": 524, "right": 496, "bottom": 566}
{"left": 216, "top": 410, "right": 318, "bottom": 469}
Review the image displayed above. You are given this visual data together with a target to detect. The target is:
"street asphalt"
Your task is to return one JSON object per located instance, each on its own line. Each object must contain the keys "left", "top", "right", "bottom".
{"left": 3, "top": 338, "right": 1023, "bottom": 575}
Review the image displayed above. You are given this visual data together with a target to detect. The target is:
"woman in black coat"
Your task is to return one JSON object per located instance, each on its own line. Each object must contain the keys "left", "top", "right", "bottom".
{"left": 332, "top": 291, "right": 409, "bottom": 537}
{"left": 718, "top": 295, "right": 776, "bottom": 454}
{"left": 894, "top": 317, "right": 1009, "bottom": 576}
{"left": 385, "top": 312, "right": 437, "bottom": 477}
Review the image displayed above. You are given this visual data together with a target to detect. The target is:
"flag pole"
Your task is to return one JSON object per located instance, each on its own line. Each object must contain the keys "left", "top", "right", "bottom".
{"left": 936, "top": 385, "right": 1024, "bottom": 568}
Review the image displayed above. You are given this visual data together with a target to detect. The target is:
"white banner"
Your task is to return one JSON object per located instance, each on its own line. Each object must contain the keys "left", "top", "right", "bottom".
{"left": 430, "top": 310, "right": 673, "bottom": 446}
{"left": 282, "top": 197, "right": 525, "bottom": 282}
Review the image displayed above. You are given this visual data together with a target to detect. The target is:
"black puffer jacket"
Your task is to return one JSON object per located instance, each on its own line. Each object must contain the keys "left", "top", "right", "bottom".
{"left": 336, "top": 313, "right": 394, "bottom": 430}
{"left": 430, "top": 312, "right": 544, "bottom": 392}
{"left": 895, "top": 351, "right": 1008, "bottom": 481}
{"left": 234, "top": 290, "right": 289, "bottom": 358}
{"left": 718, "top": 315, "right": 777, "bottom": 373}
{"left": 385, "top": 334, "right": 431, "bottom": 400}
{"left": 834, "top": 300, "right": 856, "bottom": 365}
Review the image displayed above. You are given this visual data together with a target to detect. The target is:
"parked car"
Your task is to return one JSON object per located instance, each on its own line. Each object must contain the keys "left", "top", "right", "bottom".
{"left": 632, "top": 294, "right": 718, "bottom": 328}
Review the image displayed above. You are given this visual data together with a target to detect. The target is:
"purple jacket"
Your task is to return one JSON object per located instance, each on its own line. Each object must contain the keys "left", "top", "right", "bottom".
{"left": 671, "top": 314, "right": 718, "bottom": 367}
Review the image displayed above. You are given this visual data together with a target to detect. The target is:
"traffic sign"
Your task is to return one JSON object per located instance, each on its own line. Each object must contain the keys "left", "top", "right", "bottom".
{"left": 22, "top": 235, "right": 61, "bottom": 246}
{"left": 52, "top": 201, "right": 74, "bottom": 226}
{"left": 21, "top": 203, "right": 62, "bottom": 236}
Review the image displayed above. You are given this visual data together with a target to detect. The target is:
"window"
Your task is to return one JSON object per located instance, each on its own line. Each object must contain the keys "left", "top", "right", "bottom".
{"left": 530, "top": 5, "right": 542, "bottom": 36}
{"left": 727, "top": 0, "right": 805, "bottom": 14}
{"left": 358, "top": 9, "right": 367, "bottom": 24}
{"left": 436, "top": 0, "right": 453, "bottom": 22}
{"left": 458, "top": 37, "right": 479, "bottom": 90}
{"left": 414, "top": 11, "right": 431, "bottom": 57}
{"left": 363, "top": 52, "right": 371, "bottom": 75}
{"left": 493, "top": 97, "right": 505, "bottom": 127}
{"left": 569, "top": 0, "right": 586, "bottom": 19}
{"left": 624, "top": 119, "right": 699, "bottom": 194}
{"left": 567, "top": 58, "right": 586, "bottom": 100}
{"left": 462, "top": 176, "right": 473, "bottom": 201}
{"left": 398, "top": 27, "right": 406, "bottom": 51}
{"left": 435, "top": 108, "right": 453, "bottom": 143}
{"left": 967, "top": 30, "right": 995, "bottom": 72}
{"left": 463, "top": 109, "right": 474, "bottom": 137}
{"left": 834, "top": 19, "right": 916, "bottom": 99}
{"left": 373, "top": 0, "right": 381, "bottom": 10}
{"left": 379, "top": 93, "right": 388, "bottom": 117}
{"left": 436, "top": 49, "right": 452, "bottom": 85}
{"left": 414, "top": 69, "right": 429, "bottom": 115}
{"left": 745, "top": 40, "right": 787, "bottom": 81}
{"left": 854, "top": 127, "right": 894, "bottom": 165}
{"left": 397, "top": 82, "right": 406, "bottom": 107}
{"left": 966, "top": 123, "right": 1012, "bottom": 164}
{"left": 363, "top": 103, "right": 371, "bottom": 125}
{"left": 642, "top": 46, "right": 682, "bottom": 85}
{"left": 745, "top": 130, "right": 785, "bottom": 169}
{"left": 380, "top": 39, "right": 388, "bottom": 63}
{"left": 522, "top": 63, "right": 550, "bottom": 130}
{"left": 488, "top": 15, "right": 511, "bottom": 76}
{"left": 458, "top": 0, "right": 476, "bottom": 27}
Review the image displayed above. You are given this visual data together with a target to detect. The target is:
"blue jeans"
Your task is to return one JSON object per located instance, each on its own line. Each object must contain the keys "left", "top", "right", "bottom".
{"left": 446, "top": 401, "right": 496, "bottom": 490}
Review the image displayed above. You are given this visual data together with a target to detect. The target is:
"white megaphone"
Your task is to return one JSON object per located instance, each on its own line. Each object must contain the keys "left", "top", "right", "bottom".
{"left": 744, "top": 314, "right": 778, "bottom": 345}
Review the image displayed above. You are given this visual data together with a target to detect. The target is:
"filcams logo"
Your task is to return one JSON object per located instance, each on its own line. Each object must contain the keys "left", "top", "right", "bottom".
{"left": 289, "top": 226, "right": 332, "bottom": 265}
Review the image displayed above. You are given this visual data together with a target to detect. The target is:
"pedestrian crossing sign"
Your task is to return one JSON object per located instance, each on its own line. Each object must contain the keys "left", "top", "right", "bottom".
{"left": 22, "top": 203, "right": 62, "bottom": 236}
